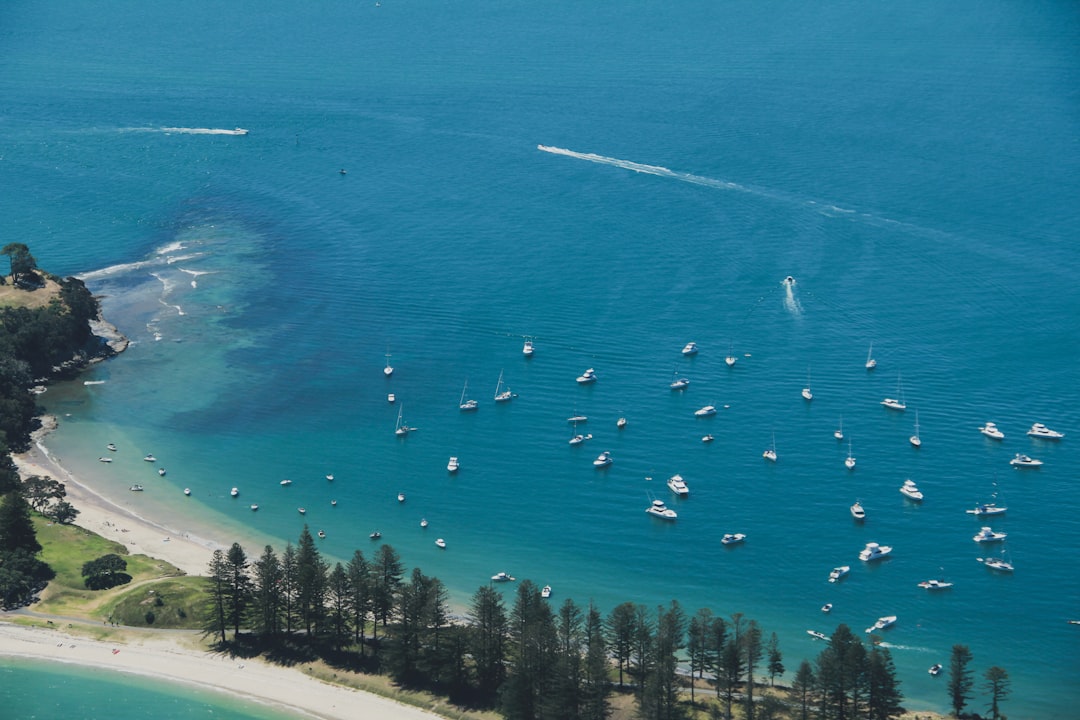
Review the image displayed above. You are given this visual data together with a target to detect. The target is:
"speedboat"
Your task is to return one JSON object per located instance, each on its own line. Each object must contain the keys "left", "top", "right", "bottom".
{"left": 297, "top": 507, "right": 306, "bottom": 515}
{"left": 979, "top": 422, "right": 1005, "bottom": 439}
{"left": 129, "top": 484, "right": 144, "bottom": 492}
{"left": 821, "top": 603, "right": 833, "bottom": 613}
{"left": 183, "top": 488, "right": 191, "bottom": 496}
{"left": 1009, "top": 453, "right": 1043, "bottom": 468}
{"left": 900, "top": 479, "right": 924, "bottom": 501}
{"left": 865, "top": 615, "right": 897, "bottom": 634}
{"left": 522, "top": 338, "right": 534, "bottom": 356}
{"left": 973, "top": 526, "right": 1007, "bottom": 543}
{"left": 435, "top": 538, "right": 446, "bottom": 549}
{"left": 978, "top": 554, "right": 1014, "bottom": 573}
{"left": 107, "top": 443, "right": 117, "bottom": 452}
{"left": 850, "top": 501, "right": 866, "bottom": 521}
{"left": 397, "top": 492, "right": 406, "bottom": 502}
{"left": 802, "top": 386, "right": 813, "bottom": 401}
{"left": 646, "top": 499, "right": 678, "bottom": 520}
{"left": 325, "top": 474, "right": 334, "bottom": 481}
{"left": 491, "top": 572, "right": 515, "bottom": 582}
{"left": 280, "top": 479, "right": 292, "bottom": 486}
{"left": 158, "top": 468, "right": 166, "bottom": 476}
{"left": 250, "top": 504, "right": 259, "bottom": 512}
{"left": 617, "top": 416, "right": 628, "bottom": 429}
{"left": 669, "top": 376, "right": 690, "bottom": 390}
{"left": 881, "top": 397, "right": 906, "bottom": 410}
{"left": 682, "top": 341, "right": 699, "bottom": 356}
{"left": 143, "top": 454, "right": 156, "bottom": 462}
{"left": 447, "top": 456, "right": 460, "bottom": 472}
{"left": 230, "top": 487, "right": 239, "bottom": 497}
{"left": 702, "top": 434, "right": 714, "bottom": 443}
{"left": 576, "top": 368, "right": 597, "bottom": 384}
{"left": 98, "top": 457, "right": 113, "bottom": 463}
{"left": 568, "top": 433, "right": 592, "bottom": 445}
{"left": 593, "top": 451, "right": 613, "bottom": 468}
{"left": 1027, "top": 422, "right": 1064, "bottom": 439}
{"left": 829, "top": 566, "right": 850, "bottom": 583}
{"left": 859, "top": 542, "right": 893, "bottom": 562}
{"left": 667, "top": 474, "right": 689, "bottom": 496}
{"left": 783, "top": 275, "right": 795, "bottom": 286}
{"left": 694, "top": 405, "right": 717, "bottom": 417}
{"left": 420, "top": 518, "right": 428, "bottom": 528}
{"left": 567, "top": 414, "right": 588, "bottom": 423}
{"left": 929, "top": 664, "right": 943, "bottom": 676}
{"left": 721, "top": 533, "right": 746, "bottom": 545}
{"left": 387, "top": 393, "right": 395, "bottom": 403}
{"left": 331, "top": 500, "right": 337, "bottom": 506}
{"left": 807, "top": 630, "right": 828, "bottom": 641}
{"left": 370, "top": 531, "right": 381, "bottom": 540}
{"left": 918, "top": 579, "right": 954, "bottom": 590}
{"left": 541, "top": 585, "right": 552, "bottom": 598}
{"left": 317, "top": 530, "right": 326, "bottom": 539}
{"left": 966, "top": 502, "right": 1007, "bottom": 516}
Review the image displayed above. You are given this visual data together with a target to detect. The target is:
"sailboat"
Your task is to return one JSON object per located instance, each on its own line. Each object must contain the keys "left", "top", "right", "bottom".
{"left": 910, "top": 411, "right": 922, "bottom": 447}
{"left": 865, "top": 342, "right": 877, "bottom": 370}
{"left": 802, "top": 367, "right": 813, "bottom": 401}
{"left": 725, "top": 343, "right": 737, "bottom": 367}
{"left": 834, "top": 417, "right": 844, "bottom": 440}
{"left": 669, "top": 367, "right": 690, "bottom": 390}
{"left": 383, "top": 348, "right": 394, "bottom": 377}
{"left": 845, "top": 440, "right": 856, "bottom": 469}
{"left": 763, "top": 433, "right": 777, "bottom": 462}
{"left": 394, "top": 405, "right": 409, "bottom": 436}
{"left": 978, "top": 543, "right": 1014, "bottom": 573}
{"left": 459, "top": 380, "right": 478, "bottom": 411}
{"left": 494, "top": 370, "right": 514, "bottom": 402}
{"left": 881, "top": 374, "right": 906, "bottom": 410}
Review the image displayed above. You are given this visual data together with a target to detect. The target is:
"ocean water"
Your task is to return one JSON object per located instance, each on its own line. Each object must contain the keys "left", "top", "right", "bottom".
{"left": 3, "top": 1, "right": 1079, "bottom": 717}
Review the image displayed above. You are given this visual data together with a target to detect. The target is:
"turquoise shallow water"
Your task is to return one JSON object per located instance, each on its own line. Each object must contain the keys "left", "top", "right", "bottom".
{"left": 3, "top": 1, "right": 1079, "bottom": 717}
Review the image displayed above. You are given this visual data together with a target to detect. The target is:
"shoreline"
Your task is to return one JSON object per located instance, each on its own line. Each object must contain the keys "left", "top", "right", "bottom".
{"left": 0, "top": 623, "right": 442, "bottom": 720}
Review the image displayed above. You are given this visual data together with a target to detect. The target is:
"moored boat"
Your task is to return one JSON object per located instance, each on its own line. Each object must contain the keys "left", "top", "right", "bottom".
{"left": 973, "top": 526, "right": 1007, "bottom": 543}
{"left": 682, "top": 341, "right": 698, "bottom": 356}
{"left": 447, "top": 456, "right": 460, "bottom": 472}
{"left": 929, "top": 664, "right": 943, "bottom": 676}
{"left": 865, "top": 615, "right": 897, "bottom": 634}
{"left": 979, "top": 422, "right": 1004, "bottom": 439}
{"left": 918, "top": 579, "right": 954, "bottom": 590}
{"left": 576, "top": 368, "right": 597, "bottom": 384}
{"left": 1027, "top": 422, "right": 1064, "bottom": 439}
{"left": 850, "top": 501, "right": 866, "bottom": 521}
{"left": 646, "top": 499, "right": 678, "bottom": 520}
{"left": 1009, "top": 453, "right": 1043, "bottom": 468}
{"left": 900, "top": 479, "right": 924, "bottom": 501}
{"left": 721, "top": 533, "right": 746, "bottom": 545}
{"left": 694, "top": 405, "right": 717, "bottom": 417}
{"left": 859, "top": 542, "right": 892, "bottom": 562}
{"left": 593, "top": 451, "right": 613, "bottom": 468}
{"left": 541, "top": 585, "right": 552, "bottom": 598}
{"left": 807, "top": 630, "right": 829, "bottom": 641}
{"left": 667, "top": 474, "right": 689, "bottom": 496}
{"left": 491, "top": 571, "right": 515, "bottom": 582}
{"left": 435, "top": 538, "right": 446, "bottom": 549}
{"left": 828, "top": 566, "right": 850, "bottom": 583}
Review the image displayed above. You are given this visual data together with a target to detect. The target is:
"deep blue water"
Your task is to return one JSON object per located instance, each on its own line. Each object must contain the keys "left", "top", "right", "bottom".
{"left": 3, "top": 1, "right": 1078, "bottom": 716}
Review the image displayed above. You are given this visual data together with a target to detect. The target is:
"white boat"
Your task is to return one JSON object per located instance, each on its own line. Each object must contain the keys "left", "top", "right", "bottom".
{"left": 1009, "top": 453, "right": 1042, "bottom": 468}
{"left": 721, "top": 533, "right": 746, "bottom": 545}
{"left": 973, "top": 526, "right": 1007, "bottom": 543}
{"left": 807, "top": 630, "right": 829, "bottom": 641}
{"left": 616, "top": 416, "right": 628, "bottom": 429}
{"left": 397, "top": 492, "right": 406, "bottom": 503}
{"left": 929, "top": 664, "right": 943, "bottom": 676}
{"left": 859, "top": 542, "right": 893, "bottom": 562}
{"left": 387, "top": 392, "right": 395, "bottom": 403}
{"left": 420, "top": 518, "right": 428, "bottom": 528}
{"left": 783, "top": 275, "right": 796, "bottom": 286}
{"left": 493, "top": 370, "right": 514, "bottom": 402}
{"left": 129, "top": 484, "right": 144, "bottom": 492}
{"left": 702, "top": 434, "right": 714, "bottom": 443}
{"left": 541, "top": 585, "right": 552, "bottom": 598}
{"left": 682, "top": 341, "right": 699, "bottom": 356}
{"left": 967, "top": 502, "right": 1007, "bottom": 516}
{"left": 183, "top": 488, "right": 191, "bottom": 496}
{"left": 669, "top": 369, "right": 690, "bottom": 390}
{"left": 383, "top": 350, "right": 393, "bottom": 377}
{"left": 370, "top": 531, "right": 381, "bottom": 539}
{"left": 865, "top": 615, "right": 897, "bottom": 634}
{"left": 979, "top": 422, "right": 1005, "bottom": 439}
{"left": 567, "top": 414, "right": 588, "bottom": 423}
{"left": 317, "top": 530, "right": 326, "bottom": 539}
{"left": 576, "top": 368, "right": 597, "bottom": 384}
{"left": 845, "top": 440, "right": 855, "bottom": 470}
{"left": 850, "top": 501, "right": 866, "bottom": 521}
{"left": 250, "top": 504, "right": 259, "bottom": 512}
{"left": 834, "top": 417, "right": 844, "bottom": 440}
{"left": 828, "top": 566, "right": 850, "bottom": 583}
{"left": 725, "top": 344, "right": 737, "bottom": 367}
{"left": 522, "top": 337, "right": 534, "bottom": 356}
{"left": 646, "top": 498, "right": 678, "bottom": 520}
{"left": 593, "top": 451, "right": 613, "bottom": 468}
{"left": 394, "top": 405, "right": 410, "bottom": 436}
{"left": 978, "top": 548, "right": 1014, "bottom": 573}
{"left": 98, "top": 457, "right": 113, "bottom": 463}
{"left": 865, "top": 342, "right": 877, "bottom": 370}
{"left": 157, "top": 468, "right": 166, "bottom": 476}
{"left": 280, "top": 479, "right": 292, "bottom": 486}
{"left": 910, "top": 411, "right": 921, "bottom": 447}
{"left": 822, "top": 603, "right": 833, "bottom": 613}
{"left": 143, "top": 454, "right": 156, "bottom": 462}
{"left": 107, "top": 443, "right": 117, "bottom": 452}
{"left": 297, "top": 507, "right": 306, "bottom": 515}
{"left": 491, "top": 571, "right": 515, "bottom": 582}
{"left": 900, "top": 479, "right": 924, "bottom": 501}
{"left": 435, "top": 538, "right": 446, "bottom": 549}
{"left": 802, "top": 367, "right": 813, "bottom": 401}
{"left": 667, "top": 474, "right": 689, "bottom": 496}
{"left": 918, "top": 579, "right": 954, "bottom": 590}
{"left": 881, "top": 374, "right": 906, "bottom": 410}
{"left": 331, "top": 500, "right": 337, "bottom": 506}
{"left": 459, "top": 380, "right": 478, "bottom": 411}
{"left": 763, "top": 433, "right": 777, "bottom": 462}
{"left": 1027, "top": 422, "right": 1064, "bottom": 439}
{"left": 694, "top": 405, "right": 717, "bottom": 417}
{"left": 447, "top": 456, "right": 460, "bottom": 473}
{"left": 326, "top": 474, "right": 334, "bottom": 481}
{"left": 230, "top": 487, "right": 239, "bottom": 497}
{"left": 568, "top": 432, "right": 593, "bottom": 445}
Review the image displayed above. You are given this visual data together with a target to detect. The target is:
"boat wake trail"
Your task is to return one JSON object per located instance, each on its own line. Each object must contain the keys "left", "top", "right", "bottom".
{"left": 120, "top": 127, "right": 249, "bottom": 136}
{"left": 782, "top": 279, "right": 803, "bottom": 317}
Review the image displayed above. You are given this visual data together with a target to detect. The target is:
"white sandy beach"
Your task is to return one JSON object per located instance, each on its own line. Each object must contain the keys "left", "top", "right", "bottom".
{"left": 0, "top": 623, "right": 442, "bottom": 720}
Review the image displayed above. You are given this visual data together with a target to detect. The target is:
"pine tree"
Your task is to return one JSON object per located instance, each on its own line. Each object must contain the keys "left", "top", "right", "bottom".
{"left": 251, "top": 545, "right": 282, "bottom": 636}
{"left": 0, "top": 490, "right": 40, "bottom": 553}
{"left": 705, "top": 615, "right": 727, "bottom": 698}
{"left": 581, "top": 602, "right": 612, "bottom": 720}
{"left": 604, "top": 601, "right": 637, "bottom": 689}
{"left": 983, "top": 666, "right": 1009, "bottom": 720}
{"left": 500, "top": 580, "right": 556, "bottom": 720}
{"left": 295, "top": 526, "right": 327, "bottom": 635}
{"left": 640, "top": 600, "right": 686, "bottom": 720}
{"left": 816, "top": 624, "right": 867, "bottom": 720}
{"left": 205, "top": 549, "right": 229, "bottom": 644}
{"left": 765, "top": 632, "right": 784, "bottom": 687}
{"left": 743, "top": 619, "right": 763, "bottom": 720}
{"left": 346, "top": 549, "right": 371, "bottom": 650}
{"left": 789, "top": 659, "right": 816, "bottom": 720}
{"left": 550, "top": 597, "right": 584, "bottom": 720}
{"left": 687, "top": 607, "right": 714, "bottom": 705}
{"left": 371, "top": 543, "right": 404, "bottom": 642}
{"left": 279, "top": 543, "right": 299, "bottom": 634}
{"left": 469, "top": 584, "right": 508, "bottom": 704}
{"left": 947, "top": 644, "right": 974, "bottom": 718}
{"left": 866, "top": 644, "right": 903, "bottom": 720}
{"left": 326, "top": 562, "right": 352, "bottom": 650}
{"left": 224, "top": 542, "right": 252, "bottom": 637}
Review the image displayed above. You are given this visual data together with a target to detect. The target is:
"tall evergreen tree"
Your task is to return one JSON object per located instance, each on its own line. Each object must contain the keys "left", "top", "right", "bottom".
{"left": 469, "top": 584, "right": 508, "bottom": 703}
{"left": 205, "top": 549, "right": 229, "bottom": 644}
{"left": 687, "top": 607, "right": 714, "bottom": 705}
{"left": 371, "top": 543, "right": 404, "bottom": 640}
{"left": 866, "top": 644, "right": 903, "bottom": 720}
{"left": 279, "top": 543, "right": 299, "bottom": 634}
{"left": 947, "top": 644, "right": 974, "bottom": 718}
{"left": 251, "top": 545, "right": 282, "bottom": 635}
{"left": 816, "top": 624, "right": 867, "bottom": 720}
{"left": 500, "top": 580, "right": 556, "bottom": 720}
{"left": 765, "top": 632, "right": 784, "bottom": 687}
{"left": 295, "top": 526, "right": 327, "bottom": 635}
{"left": 387, "top": 566, "right": 434, "bottom": 683}
{"left": 550, "top": 597, "right": 584, "bottom": 720}
{"left": 705, "top": 615, "right": 727, "bottom": 699}
{"left": 224, "top": 542, "right": 252, "bottom": 637}
{"left": 743, "top": 619, "right": 763, "bottom": 720}
{"left": 789, "top": 659, "right": 816, "bottom": 720}
{"left": 983, "top": 666, "right": 1009, "bottom": 720}
{"left": 326, "top": 562, "right": 353, "bottom": 650}
{"left": 640, "top": 600, "right": 686, "bottom": 720}
{"left": 346, "top": 549, "right": 371, "bottom": 649}
{"left": 0, "top": 490, "right": 40, "bottom": 553}
{"left": 629, "top": 603, "right": 655, "bottom": 701}
{"left": 605, "top": 601, "right": 637, "bottom": 689}
{"left": 0, "top": 441, "right": 19, "bottom": 495}
{"left": 718, "top": 613, "right": 747, "bottom": 718}
{"left": 581, "top": 602, "right": 612, "bottom": 720}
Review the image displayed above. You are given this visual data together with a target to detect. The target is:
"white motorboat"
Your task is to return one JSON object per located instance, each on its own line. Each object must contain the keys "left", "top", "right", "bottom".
{"left": 541, "top": 585, "right": 552, "bottom": 598}
{"left": 183, "top": 488, "right": 191, "bottom": 496}
{"left": 802, "top": 367, "right": 813, "bottom": 401}
{"left": 973, "top": 526, "right": 1007, "bottom": 543}
{"left": 617, "top": 416, "right": 627, "bottom": 429}
{"left": 369, "top": 531, "right": 381, "bottom": 540}
{"left": 910, "top": 411, "right": 921, "bottom": 447}
{"left": 646, "top": 499, "right": 678, "bottom": 520}
{"left": 929, "top": 664, "right": 943, "bottom": 676}
{"left": 859, "top": 542, "right": 893, "bottom": 562}
{"left": 978, "top": 551, "right": 1014, "bottom": 573}
{"left": 107, "top": 443, "right": 117, "bottom": 452}
{"left": 593, "top": 451, "right": 613, "bottom": 468}
{"left": 250, "top": 504, "right": 259, "bottom": 512}
{"left": 331, "top": 500, "right": 337, "bottom": 506}
{"left": 98, "top": 457, "right": 113, "bottom": 463}
{"left": 682, "top": 341, "right": 699, "bottom": 356}
{"left": 459, "top": 380, "right": 478, "bottom": 411}
{"left": 230, "top": 487, "right": 239, "bottom": 497}
{"left": 702, "top": 434, "right": 714, "bottom": 443}
{"left": 694, "top": 405, "right": 717, "bottom": 417}
{"left": 522, "top": 337, "right": 534, "bottom": 356}
{"left": 821, "top": 603, "right": 833, "bottom": 613}
{"left": 881, "top": 374, "right": 906, "bottom": 410}
{"left": 900, "top": 479, "right": 924, "bottom": 501}
{"left": 447, "top": 456, "right": 460, "bottom": 472}
{"left": 143, "top": 454, "right": 156, "bottom": 462}
{"left": 807, "top": 630, "right": 829, "bottom": 641}
{"left": 494, "top": 370, "right": 514, "bottom": 402}
{"left": 783, "top": 275, "right": 796, "bottom": 286}
{"left": 979, "top": 422, "right": 1004, "bottom": 439}
{"left": 491, "top": 571, "right": 515, "bottom": 582}
{"left": 721, "top": 533, "right": 746, "bottom": 545}
{"left": 280, "top": 479, "right": 292, "bottom": 486}
{"left": 326, "top": 474, "right": 334, "bottom": 481}
{"left": 383, "top": 350, "right": 393, "bottom": 377}
{"left": 420, "top": 518, "right": 428, "bottom": 528}
{"left": 567, "top": 414, "right": 588, "bottom": 423}
{"left": 387, "top": 392, "right": 395, "bottom": 403}
{"left": 576, "top": 368, "right": 597, "bottom": 384}
{"left": 967, "top": 502, "right": 1007, "bottom": 516}
{"left": 158, "top": 468, "right": 166, "bottom": 476}
{"left": 669, "top": 373, "right": 690, "bottom": 390}
{"left": 865, "top": 615, "right": 897, "bottom": 634}
{"left": 918, "top": 579, "right": 954, "bottom": 590}
{"left": 1009, "top": 453, "right": 1042, "bottom": 468}
{"left": 435, "top": 538, "right": 446, "bottom": 549}
{"left": 865, "top": 342, "right": 877, "bottom": 370}
{"left": 828, "top": 566, "right": 850, "bottom": 583}
{"left": 667, "top": 474, "right": 689, "bottom": 496}
{"left": 845, "top": 440, "right": 855, "bottom": 470}
{"left": 397, "top": 492, "right": 406, "bottom": 502}
{"left": 297, "top": 507, "right": 306, "bottom": 515}
{"left": 318, "top": 530, "right": 326, "bottom": 539}
{"left": 850, "top": 501, "right": 866, "bottom": 521}
{"left": 1027, "top": 422, "right": 1064, "bottom": 439}
{"left": 129, "top": 484, "right": 144, "bottom": 492}
{"left": 568, "top": 433, "right": 593, "bottom": 445}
